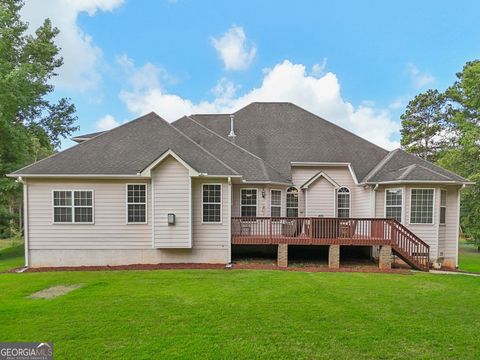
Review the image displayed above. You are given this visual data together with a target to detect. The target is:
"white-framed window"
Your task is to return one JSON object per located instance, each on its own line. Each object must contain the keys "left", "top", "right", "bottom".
{"left": 127, "top": 184, "right": 147, "bottom": 224}
{"left": 410, "top": 188, "right": 434, "bottom": 224}
{"left": 337, "top": 187, "right": 350, "bottom": 218}
{"left": 270, "top": 189, "right": 282, "bottom": 217}
{"left": 202, "top": 184, "right": 222, "bottom": 223}
{"left": 385, "top": 188, "right": 403, "bottom": 223}
{"left": 240, "top": 188, "right": 257, "bottom": 217}
{"left": 440, "top": 189, "right": 447, "bottom": 225}
{"left": 286, "top": 187, "right": 298, "bottom": 218}
{"left": 53, "top": 190, "right": 94, "bottom": 224}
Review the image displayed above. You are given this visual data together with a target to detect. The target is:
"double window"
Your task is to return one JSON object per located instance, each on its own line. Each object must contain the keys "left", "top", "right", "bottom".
{"left": 385, "top": 189, "right": 403, "bottom": 222}
{"left": 127, "top": 184, "right": 147, "bottom": 223}
{"left": 337, "top": 187, "right": 350, "bottom": 218}
{"left": 240, "top": 189, "right": 257, "bottom": 217}
{"left": 270, "top": 190, "right": 282, "bottom": 217}
{"left": 202, "top": 184, "right": 222, "bottom": 223}
{"left": 53, "top": 190, "right": 93, "bottom": 223}
{"left": 410, "top": 189, "right": 434, "bottom": 224}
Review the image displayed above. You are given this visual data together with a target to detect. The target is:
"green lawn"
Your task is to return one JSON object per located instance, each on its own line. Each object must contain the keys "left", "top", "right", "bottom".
{"left": 0, "top": 269, "right": 479, "bottom": 359}
{"left": 0, "top": 244, "right": 24, "bottom": 272}
{"left": 458, "top": 239, "right": 480, "bottom": 273}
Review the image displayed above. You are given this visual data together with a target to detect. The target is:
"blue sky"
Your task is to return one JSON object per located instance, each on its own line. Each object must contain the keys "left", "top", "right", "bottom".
{"left": 21, "top": 0, "right": 480, "bottom": 149}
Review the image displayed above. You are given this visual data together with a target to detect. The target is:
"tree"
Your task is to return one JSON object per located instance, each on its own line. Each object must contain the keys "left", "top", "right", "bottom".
{"left": 439, "top": 60, "right": 480, "bottom": 250}
{"left": 0, "top": 0, "right": 78, "bottom": 238}
{"left": 400, "top": 89, "right": 451, "bottom": 162}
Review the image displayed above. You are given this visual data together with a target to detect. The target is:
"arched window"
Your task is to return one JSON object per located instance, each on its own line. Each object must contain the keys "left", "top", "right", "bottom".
{"left": 337, "top": 187, "right": 350, "bottom": 218}
{"left": 286, "top": 187, "right": 299, "bottom": 218}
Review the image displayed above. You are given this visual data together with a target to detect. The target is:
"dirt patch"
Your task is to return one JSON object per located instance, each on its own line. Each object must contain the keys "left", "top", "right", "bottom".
{"left": 29, "top": 285, "right": 82, "bottom": 299}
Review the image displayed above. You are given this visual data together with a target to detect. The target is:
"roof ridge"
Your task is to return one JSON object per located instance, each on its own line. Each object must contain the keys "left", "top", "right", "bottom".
{"left": 398, "top": 164, "right": 417, "bottom": 180}
{"left": 165, "top": 117, "right": 240, "bottom": 175}
{"left": 413, "top": 163, "right": 452, "bottom": 180}
{"left": 187, "top": 115, "right": 289, "bottom": 182}
{"left": 362, "top": 148, "right": 401, "bottom": 183}
{"left": 12, "top": 112, "right": 158, "bottom": 175}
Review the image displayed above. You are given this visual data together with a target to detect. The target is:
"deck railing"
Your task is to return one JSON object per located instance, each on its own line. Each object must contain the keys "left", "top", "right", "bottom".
{"left": 231, "top": 216, "right": 430, "bottom": 270}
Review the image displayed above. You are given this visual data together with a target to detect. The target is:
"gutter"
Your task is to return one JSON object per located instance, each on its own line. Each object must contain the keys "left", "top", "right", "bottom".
{"left": 227, "top": 177, "right": 233, "bottom": 266}
{"left": 17, "top": 177, "right": 29, "bottom": 268}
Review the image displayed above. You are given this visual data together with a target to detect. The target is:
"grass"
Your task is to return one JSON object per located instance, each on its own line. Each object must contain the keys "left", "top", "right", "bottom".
{"left": 0, "top": 243, "right": 24, "bottom": 272}
{"left": 458, "top": 239, "right": 480, "bottom": 273}
{"left": 0, "top": 270, "right": 479, "bottom": 359}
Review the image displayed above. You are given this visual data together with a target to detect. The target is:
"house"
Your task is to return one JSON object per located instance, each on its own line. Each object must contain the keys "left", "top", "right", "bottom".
{"left": 9, "top": 102, "right": 473, "bottom": 270}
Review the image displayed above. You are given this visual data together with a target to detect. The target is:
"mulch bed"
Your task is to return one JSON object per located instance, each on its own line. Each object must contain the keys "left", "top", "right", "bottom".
{"left": 15, "top": 262, "right": 411, "bottom": 274}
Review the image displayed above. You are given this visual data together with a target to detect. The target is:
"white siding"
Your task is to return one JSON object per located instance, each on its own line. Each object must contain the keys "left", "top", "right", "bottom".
{"left": 152, "top": 155, "right": 191, "bottom": 248}
{"left": 305, "top": 178, "right": 335, "bottom": 217}
{"left": 444, "top": 186, "right": 460, "bottom": 267}
{"left": 292, "top": 166, "right": 371, "bottom": 217}
{"left": 191, "top": 178, "right": 229, "bottom": 251}
{"left": 27, "top": 179, "right": 152, "bottom": 250}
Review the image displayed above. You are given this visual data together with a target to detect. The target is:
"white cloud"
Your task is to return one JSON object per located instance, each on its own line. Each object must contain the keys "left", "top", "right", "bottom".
{"left": 406, "top": 62, "right": 435, "bottom": 88}
{"left": 96, "top": 114, "right": 120, "bottom": 130}
{"left": 311, "top": 58, "right": 328, "bottom": 77}
{"left": 211, "top": 26, "right": 256, "bottom": 71}
{"left": 21, "top": 0, "right": 124, "bottom": 91}
{"left": 119, "top": 59, "right": 400, "bottom": 149}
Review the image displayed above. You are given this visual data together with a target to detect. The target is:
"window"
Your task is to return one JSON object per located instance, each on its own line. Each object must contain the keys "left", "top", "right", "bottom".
{"left": 240, "top": 189, "right": 257, "bottom": 217}
{"left": 337, "top": 187, "right": 350, "bottom": 218}
{"left": 410, "top": 189, "right": 434, "bottom": 224}
{"left": 127, "top": 184, "right": 147, "bottom": 223}
{"left": 286, "top": 187, "right": 298, "bottom": 218}
{"left": 271, "top": 190, "right": 282, "bottom": 217}
{"left": 440, "top": 189, "right": 447, "bottom": 225}
{"left": 385, "top": 189, "right": 403, "bottom": 222}
{"left": 203, "top": 184, "right": 222, "bottom": 223}
{"left": 53, "top": 190, "right": 93, "bottom": 223}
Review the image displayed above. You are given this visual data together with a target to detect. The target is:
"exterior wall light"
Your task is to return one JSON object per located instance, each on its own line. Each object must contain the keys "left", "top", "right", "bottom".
{"left": 168, "top": 213, "right": 176, "bottom": 225}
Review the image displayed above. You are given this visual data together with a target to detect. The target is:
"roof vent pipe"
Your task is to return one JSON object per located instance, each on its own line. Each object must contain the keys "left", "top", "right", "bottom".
{"left": 228, "top": 114, "right": 236, "bottom": 142}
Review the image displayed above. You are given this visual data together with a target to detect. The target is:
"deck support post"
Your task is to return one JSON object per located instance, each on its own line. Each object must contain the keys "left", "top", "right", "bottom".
{"left": 379, "top": 245, "right": 392, "bottom": 270}
{"left": 328, "top": 245, "right": 340, "bottom": 269}
{"left": 277, "top": 244, "right": 288, "bottom": 267}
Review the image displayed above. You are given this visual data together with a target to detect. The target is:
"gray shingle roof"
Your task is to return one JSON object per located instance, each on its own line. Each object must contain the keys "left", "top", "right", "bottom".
{"left": 173, "top": 116, "right": 289, "bottom": 183}
{"left": 186, "top": 102, "right": 389, "bottom": 181}
{"left": 11, "top": 113, "right": 237, "bottom": 176}
{"left": 363, "top": 149, "right": 470, "bottom": 184}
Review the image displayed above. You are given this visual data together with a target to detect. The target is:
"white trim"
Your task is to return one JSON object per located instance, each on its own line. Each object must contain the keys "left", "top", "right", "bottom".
{"left": 151, "top": 175, "right": 155, "bottom": 248}
{"left": 140, "top": 149, "right": 200, "bottom": 177}
{"left": 336, "top": 186, "right": 351, "bottom": 218}
{"left": 8, "top": 174, "right": 149, "bottom": 179}
{"left": 51, "top": 189, "right": 95, "bottom": 224}
{"left": 240, "top": 180, "right": 291, "bottom": 186}
{"left": 384, "top": 188, "right": 403, "bottom": 223}
{"left": 439, "top": 188, "right": 447, "bottom": 225}
{"left": 189, "top": 177, "right": 193, "bottom": 247}
{"left": 301, "top": 171, "right": 340, "bottom": 189}
{"left": 455, "top": 187, "right": 463, "bottom": 268}
{"left": 270, "top": 189, "right": 282, "bottom": 217}
{"left": 20, "top": 178, "right": 29, "bottom": 267}
{"left": 363, "top": 180, "right": 474, "bottom": 185}
{"left": 370, "top": 185, "right": 377, "bottom": 217}
{"left": 347, "top": 164, "right": 359, "bottom": 185}
{"left": 126, "top": 183, "right": 148, "bottom": 224}
{"left": 201, "top": 183, "right": 223, "bottom": 224}
{"left": 240, "top": 188, "right": 258, "bottom": 217}
{"left": 227, "top": 177, "right": 232, "bottom": 264}
{"left": 305, "top": 188, "right": 308, "bottom": 217}
{"left": 408, "top": 188, "right": 435, "bottom": 225}
{"left": 291, "top": 162, "right": 351, "bottom": 166}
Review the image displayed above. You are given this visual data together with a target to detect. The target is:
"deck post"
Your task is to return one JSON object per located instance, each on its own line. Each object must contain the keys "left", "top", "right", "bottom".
{"left": 277, "top": 244, "right": 288, "bottom": 267}
{"left": 379, "top": 245, "right": 392, "bottom": 270}
{"left": 328, "top": 245, "right": 340, "bottom": 269}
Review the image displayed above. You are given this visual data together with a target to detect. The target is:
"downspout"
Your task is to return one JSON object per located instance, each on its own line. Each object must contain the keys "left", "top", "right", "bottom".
{"left": 455, "top": 184, "right": 465, "bottom": 269}
{"left": 18, "top": 177, "right": 29, "bottom": 268}
{"left": 227, "top": 177, "right": 232, "bottom": 266}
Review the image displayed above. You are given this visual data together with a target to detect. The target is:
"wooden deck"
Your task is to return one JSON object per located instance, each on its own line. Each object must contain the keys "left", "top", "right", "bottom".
{"left": 231, "top": 217, "right": 431, "bottom": 271}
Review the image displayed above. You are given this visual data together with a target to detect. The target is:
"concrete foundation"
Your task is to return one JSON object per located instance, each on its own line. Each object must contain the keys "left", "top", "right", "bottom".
{"left": 328, "top": 245, "right": 340, "bottom": 269}
{"left": 277, "top": 244, "right": 288, "bottom": 267}
{"left": 29, "top": 248, "right": 229, "bottom": 267}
